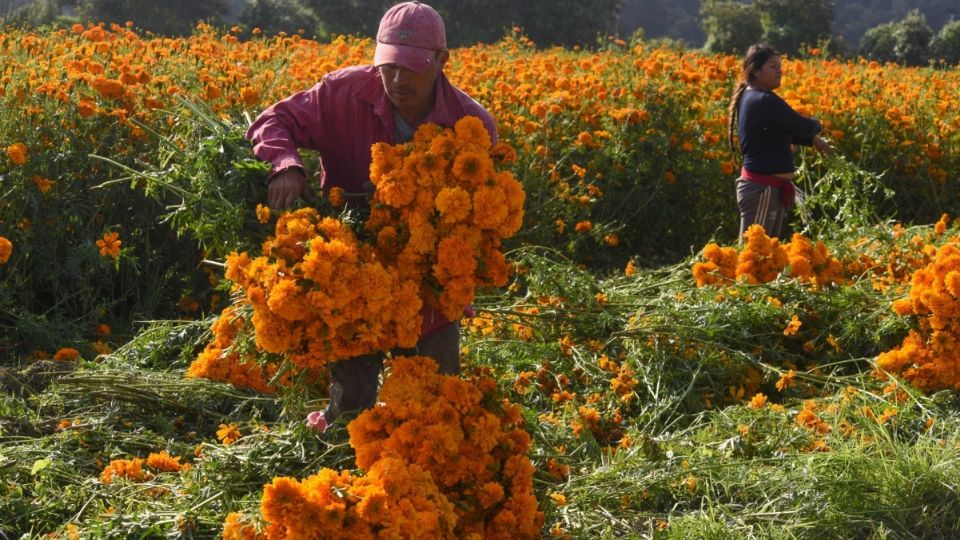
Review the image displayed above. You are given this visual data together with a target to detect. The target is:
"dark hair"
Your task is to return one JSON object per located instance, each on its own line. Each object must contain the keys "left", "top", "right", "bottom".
{"left": 727, "top": 43, "right": 780, "bottom": 165}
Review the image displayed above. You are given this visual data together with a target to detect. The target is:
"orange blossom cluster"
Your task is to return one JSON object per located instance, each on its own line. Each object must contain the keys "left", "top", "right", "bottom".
{"left": 693, "top": 224, "right": 843, "bottom": 288}
{"left": 236, "top": 356, "right": 543, "bottom": 539}
{"left": 223, "top": 209, "right": 422, "bottom": 369}
{"left": 366, "top": 117, "right": 525, "bottom": 320}
{"left": 877, "top": 237, "right": 960, "bottom": 391}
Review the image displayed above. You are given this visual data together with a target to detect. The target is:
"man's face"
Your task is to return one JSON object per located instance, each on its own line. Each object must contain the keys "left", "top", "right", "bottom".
{"left": 379, "top": 50, "right": 448, "bottom": 119}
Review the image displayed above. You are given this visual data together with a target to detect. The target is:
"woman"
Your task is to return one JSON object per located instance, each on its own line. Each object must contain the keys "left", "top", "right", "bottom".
{"left": 728, "top": 43, "right": 832, "bottom": 241}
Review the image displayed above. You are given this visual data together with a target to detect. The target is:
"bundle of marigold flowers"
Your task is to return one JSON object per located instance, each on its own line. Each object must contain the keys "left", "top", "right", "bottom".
{"left": 186, "top": 305, "right": 285, "bottom": 393}
{"left": 693, "top": 225, "right": 842, "bottom": 288}
{"left": 223, "top": 208, "right": 423, "bottom": 369}
{"left": 876, "top": 237, "right": 960, "bottom": 391}
{"left": 366, "top": 116, "right": 525, "bottom": 320}
{"left": 348, "top": 356, "right": 542, "bottom": 538}
{"left": 230, "top": 356, "right": 543, "bottom": 539}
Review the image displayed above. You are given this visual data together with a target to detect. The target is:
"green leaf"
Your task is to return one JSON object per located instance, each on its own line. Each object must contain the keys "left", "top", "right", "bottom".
{"left": 31, "top": 458, "right": 52, "bottom": 476}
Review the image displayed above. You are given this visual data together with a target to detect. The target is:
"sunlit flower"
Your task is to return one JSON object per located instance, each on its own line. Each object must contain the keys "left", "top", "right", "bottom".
{"left": 217, "top": 423, "right": 242, "bottom": 445}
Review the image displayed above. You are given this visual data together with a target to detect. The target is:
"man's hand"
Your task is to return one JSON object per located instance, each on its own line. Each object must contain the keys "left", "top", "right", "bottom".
{"left": 268, "top": 169, "right": 310, "bottom": 209}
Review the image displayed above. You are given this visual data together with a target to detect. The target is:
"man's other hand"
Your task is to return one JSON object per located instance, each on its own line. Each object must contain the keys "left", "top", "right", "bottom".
{"left": 268, "top": 169, "right": 310, "bottom": 209}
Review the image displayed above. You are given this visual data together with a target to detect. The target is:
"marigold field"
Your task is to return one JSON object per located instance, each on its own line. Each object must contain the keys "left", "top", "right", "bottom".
{"left": 2, "top": 23, "right": 960, "bottom": 539}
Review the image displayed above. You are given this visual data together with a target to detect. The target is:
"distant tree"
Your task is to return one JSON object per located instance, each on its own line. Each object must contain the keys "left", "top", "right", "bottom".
{"left": 513, "top": 0, "right": 620, "bottom": 47}
{"left": 931, "top": 19, "right": 960, "bottom": 64}
{"left": 859, "top": 22, "right": 898, "bottom": 63}
{"left": 241, "top": 0, "right": 321, "bottom": 38}
{"left": 431, "top": 0, "right": 515, "bottom": 46}
{"left": 619, "top": 0, "right": 704, "bottom": 47}
{"left": 306, "top": 0, "right": 383, "bottom": 39}
{"left": 834, "top": 0, "right": 959, "bottom": 53}
{"left": 305, "top": 0, "right": 618, "bottom": 48}
{"left": 2, "top": 0, "right": 63, "bottom": 26}
{"left": 700, "top": 0, "right": 763, "bottom": 54}
{"left": 893, "top": 9, "right": 933, "bottom": 65}
{"left": 754, "top": 0, "right": 834, "bottom": 54}
{"left": 76, "top": 0, "right": 229, "bottom": 35}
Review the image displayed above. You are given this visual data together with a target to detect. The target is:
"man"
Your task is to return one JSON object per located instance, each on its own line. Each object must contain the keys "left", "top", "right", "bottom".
{"left": 246, "top": 1, "right": 497, "bottom": 433}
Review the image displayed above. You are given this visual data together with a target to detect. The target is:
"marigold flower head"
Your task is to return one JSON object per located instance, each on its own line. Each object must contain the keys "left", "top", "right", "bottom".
{"left": 54, "top": 347, "right": 81, "bottom": 361}
{"left": 0, "top": 236, "right": 12, "bottom": 264}
{"left": 6, "top": 143, "right": 27, "bottom": 165}
{"left": 31, "top": 175, "right": 55, "bottom": 193}
{"left": 255, "top": 203, "right": 271, "bottom": 224}
{"left": 96, "top": 231, "right": 122, "bottom": 258}
{"left": 217, "top": 423, "right": 242, "bottom": 445}
{"left": 783, "top": 314, "right": 802, "bottom": 336}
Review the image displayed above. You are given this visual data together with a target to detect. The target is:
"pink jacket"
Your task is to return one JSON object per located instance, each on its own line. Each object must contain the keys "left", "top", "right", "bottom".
{"left": 246, "top": 65, "right": 497, "bottom": 337}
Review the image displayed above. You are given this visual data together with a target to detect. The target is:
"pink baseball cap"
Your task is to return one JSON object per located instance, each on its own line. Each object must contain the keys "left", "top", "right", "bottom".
{"left": 374, "top": 1, "right": 446, "bottom": 73}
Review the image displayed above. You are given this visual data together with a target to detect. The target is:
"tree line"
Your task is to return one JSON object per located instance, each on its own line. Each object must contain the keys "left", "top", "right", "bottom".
{"left": 2, "top": 0, "right": 959, "bottom": 64}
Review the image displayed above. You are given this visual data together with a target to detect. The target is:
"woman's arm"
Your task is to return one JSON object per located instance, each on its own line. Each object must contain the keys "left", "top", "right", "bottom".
{"left": 764, "top": 92, "right": 821, "bottom": 142}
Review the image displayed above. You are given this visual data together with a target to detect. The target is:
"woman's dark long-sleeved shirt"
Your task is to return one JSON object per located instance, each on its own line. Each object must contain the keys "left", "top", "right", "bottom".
{"left": 738, "top": 88, "right": 821, "bottom": 175}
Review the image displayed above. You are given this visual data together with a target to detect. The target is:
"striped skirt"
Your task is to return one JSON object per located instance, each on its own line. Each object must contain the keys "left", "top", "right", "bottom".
{"left": 736, "top": 177, "right": 787, "bottom": 242}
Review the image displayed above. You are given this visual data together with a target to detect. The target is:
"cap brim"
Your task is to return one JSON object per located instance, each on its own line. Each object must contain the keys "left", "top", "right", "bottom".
{"left": 374, "top": 42, "right": 436, "bottom": 73}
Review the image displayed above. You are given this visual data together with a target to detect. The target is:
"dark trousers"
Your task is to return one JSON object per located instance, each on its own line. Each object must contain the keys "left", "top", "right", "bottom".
{"left": 323, "top": 322, "right": 461, "bottom": 422}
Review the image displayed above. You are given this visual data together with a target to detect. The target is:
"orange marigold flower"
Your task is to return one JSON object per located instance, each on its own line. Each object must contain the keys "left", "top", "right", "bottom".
{"left": 934, "top": 213, "right": 949, "bottom": 234}
{"left": 574, "top": 220, "right": 592, "bottom": 233}
{"left": 452, "top": 150, "right": 492, "bottom": 185}
{"left": 146, "top": 451, "right": 189, "bottom": 473}
{"left": 77, "top": 99, "right": 97, "bottom": 118}
{"left": 90, "top": 77, "right": 125, "bottom": 99}
{"left": 435, "top": 186, "right": 471, "bottom": 224}
{"left": 783, "top": 314, "right": 802, "bottom": 336}
{"left": 454, "top": 115, "right": 492, "bottom": 149}
{"left": 748, "top": 392, "right": 768, "bottom": 409}
{"left": 31, "top": 175, "right": 55, "bottom": 193}
{"left": 6, "top": 143, "right": 27, "bottom": 165}
{"left": 54, "top": 347, "right": 81, "bottom": 361}
{"left": 100, "top": 458, "right": 149, "bottom": 484}
{"left": 0, "top": 236, "right": 12, "bottom": 264}
{"left": 255, "top": 203, "right": 271, "bottom": 224}
{"left": 775, "top": 370, "right": 797, "bottom": 392}
{"left": 217, "top": 423, "right": 242, "bottom": 445}
{"left": 490, "top": 141, "right": 517, "bottom": 164}
{"left": 327, "top": 186, "right": 344, "bottom": 207}
{"left": 96, "top": 231, "right": 122, "bottom": 258}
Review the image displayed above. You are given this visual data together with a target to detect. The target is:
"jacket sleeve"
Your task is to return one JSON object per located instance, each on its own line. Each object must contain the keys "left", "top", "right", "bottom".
{"left": 245, "top": 81, "right": 329, "bottom": 181}
{"left": 764, "top": 93, "right": 821, "bottom": 146}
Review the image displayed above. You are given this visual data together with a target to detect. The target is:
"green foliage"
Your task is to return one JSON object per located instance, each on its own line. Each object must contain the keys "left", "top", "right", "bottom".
{"left": 893, "top": 9, "right": 934, "bottom": 65}
{"left": 700, "top": 0, "right": 764, "bottom": 54}
{"left": 795, "top": 154, "right": 896, "bottom": 238}
{"left": 94, "top": 99, "right": 272, "bottom": 261}
{"left": 0, "top": 0, "right": 64, "bottom": 27}
{"left": 755, "top": 0, "right": 834, "bottom": 54}
{"left": 860, "top": 21, "right": 898, "bottom": 62}
{"left": 240, "top": 0, "right": 322, "bottom": 38}
{"left": 931, "top": 19, "right": 960, "bottom": 64}
{"left": 304, "top": 0, "right": 620, "bottom": 47}
{"left": 619, "top": 0, "right": 704, "bottom": 48}
{"left": 860, "top": 9, "right": 935, "bottom": 66}
{"left": 701, "top": 0, "right": 833, "bottom": 54}
{"left": 74, "top": 0, "right": 229, "bottom": 35}
{"left": 834, "top": 0, "right": 959, "bottom": 52}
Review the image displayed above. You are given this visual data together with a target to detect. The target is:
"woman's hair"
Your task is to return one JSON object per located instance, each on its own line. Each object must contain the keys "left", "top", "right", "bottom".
{"left": 728, "top": 43, "right": 780, "bottom": 164}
